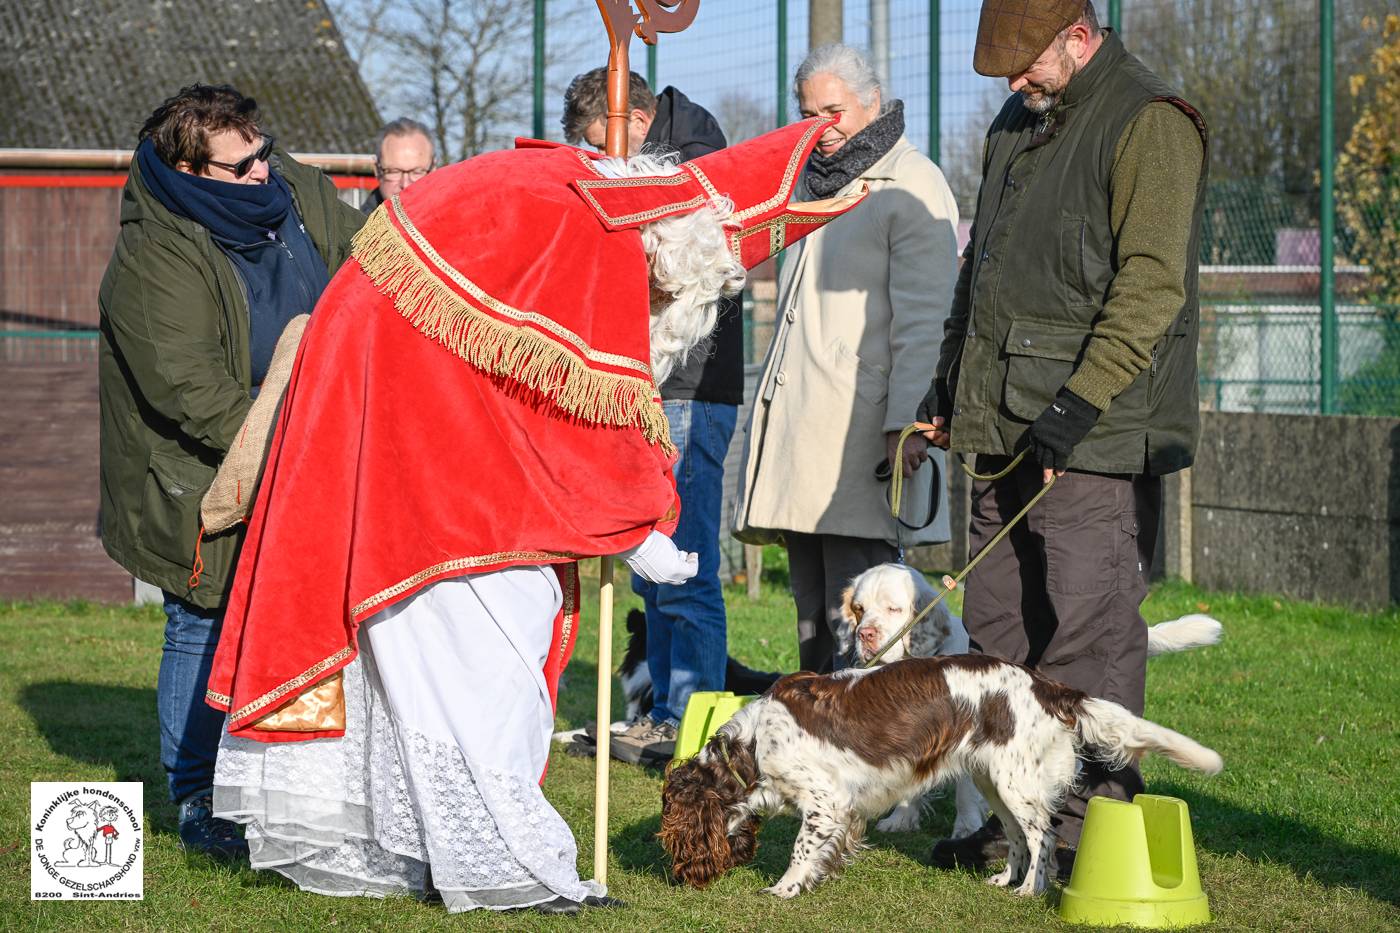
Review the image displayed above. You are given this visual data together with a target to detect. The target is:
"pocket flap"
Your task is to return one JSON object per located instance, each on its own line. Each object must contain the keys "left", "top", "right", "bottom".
{"left": 148, "top": 450, "right": 216, "bottom": 498}
{"left": 1004, "top": 321, "right": 1089, "bottom": 363}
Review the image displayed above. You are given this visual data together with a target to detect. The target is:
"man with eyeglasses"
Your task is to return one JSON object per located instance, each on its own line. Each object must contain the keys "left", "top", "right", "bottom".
{"left": 97, "top": 83, "right": 366, "bottom": 860}
{"left": 362, "top": 117, "right": 436, "bottom": 214}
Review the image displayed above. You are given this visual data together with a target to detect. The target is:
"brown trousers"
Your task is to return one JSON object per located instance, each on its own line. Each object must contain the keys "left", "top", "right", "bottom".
{"left": 786, "top": 532, "right": 899, "bottom": 673}
{"left": 963, "top": 455, "right": 1161, "bottom": 847}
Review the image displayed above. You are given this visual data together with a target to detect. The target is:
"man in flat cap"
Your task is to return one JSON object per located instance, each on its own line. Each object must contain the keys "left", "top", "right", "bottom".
{"left": 919, "top": 0, "right": 1209, "bottom": 877}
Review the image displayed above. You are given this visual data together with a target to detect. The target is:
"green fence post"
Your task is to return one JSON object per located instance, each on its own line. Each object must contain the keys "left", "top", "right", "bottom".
{"left": 777, "top": 0, "right": 788, "bottom": 128}
{"left": 532, "top": 0, "right": 545, "bottom": 139}
{"left": 1108, "top": 0, "right": 1121, "bottom": 32}
{"left": 929, "top": 0, "right": 940, "bottom": 162}
{"left": 647, "top": 43, "right": 658, "bottom": 89}
{"left": 1319, "top": 0, "right": 1337, "bottom": 414}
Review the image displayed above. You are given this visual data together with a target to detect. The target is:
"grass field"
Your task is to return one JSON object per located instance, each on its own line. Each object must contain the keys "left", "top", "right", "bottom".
{"left": 2, "top": 566, "right": 1398, "bottom": 931}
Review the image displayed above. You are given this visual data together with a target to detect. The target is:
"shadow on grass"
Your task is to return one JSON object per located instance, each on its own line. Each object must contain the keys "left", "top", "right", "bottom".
{"left": 1154, "top": 781, "right": 1400, "bottom": 906}
{"left": 18, "top": 681, "right": 181, "bottom": 830}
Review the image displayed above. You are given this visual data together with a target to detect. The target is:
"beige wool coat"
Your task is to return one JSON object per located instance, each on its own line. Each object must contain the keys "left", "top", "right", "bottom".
{"left": 732, "top": 136, "right": 959, "bottom": 546}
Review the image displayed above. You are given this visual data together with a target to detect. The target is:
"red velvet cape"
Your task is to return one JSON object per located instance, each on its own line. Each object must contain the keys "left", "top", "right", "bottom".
{"left": 206, "top": 145, "right": 680, "bottom": 739}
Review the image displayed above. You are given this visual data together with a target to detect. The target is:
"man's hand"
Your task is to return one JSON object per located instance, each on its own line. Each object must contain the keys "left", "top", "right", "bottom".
{"left": 621, "top": 530, "right": 698, "bottom": 585}
{"left": 915, "top": 377, "right": 954, "bottom": 450}
{"left": 885, "top": 430, "right": 929, "bottom": 478}
{"left": 1024, "top": 388, "right": 1100, "bottom": 483}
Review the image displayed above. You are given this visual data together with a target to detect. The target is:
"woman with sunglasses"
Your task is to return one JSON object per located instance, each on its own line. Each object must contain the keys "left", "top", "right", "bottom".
{"left": 97, "top": 83, "right": 367, "bottom": 861}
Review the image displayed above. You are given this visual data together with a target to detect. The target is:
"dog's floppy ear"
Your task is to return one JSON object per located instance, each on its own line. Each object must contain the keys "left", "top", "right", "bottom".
{"left": 659, "top": 751, "right": 756, "bottom": 889}
{"left": 835, "top": 583, "right": 860, "bottom": 656}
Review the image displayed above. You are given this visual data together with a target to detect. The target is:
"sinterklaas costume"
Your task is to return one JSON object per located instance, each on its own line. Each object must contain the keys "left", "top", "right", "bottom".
{"left": 207, "top": 118, "right": 863, "bottom": 911}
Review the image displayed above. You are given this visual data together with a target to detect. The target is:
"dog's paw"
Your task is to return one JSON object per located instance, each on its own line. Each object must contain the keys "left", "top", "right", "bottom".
{"left": 876, "top": 809, "right": 922, "bottom": 833}
{"left": 760, "top": 881, "right": 803, "bottom": 899}
{"left": 986, "top": 868, "right": 1014, "bottom": 888}
{"left": 1012, "top": 877, "right": 1046, "bottom": 897}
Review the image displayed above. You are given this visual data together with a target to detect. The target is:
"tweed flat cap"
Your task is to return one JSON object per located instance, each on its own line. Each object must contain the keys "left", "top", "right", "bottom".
{"left": 974, "top": 0, "right": 1085, "bottom": 77}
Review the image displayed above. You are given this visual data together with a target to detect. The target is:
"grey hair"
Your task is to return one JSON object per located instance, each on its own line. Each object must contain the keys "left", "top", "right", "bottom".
{"left": 594, "top": 152, "right": 746, "bottom": 384}
{"left": 793, "top": 43, "right": 882, "bottom": 108}
{"left": 373, "top": 117, "right": 434, "bottom": 161}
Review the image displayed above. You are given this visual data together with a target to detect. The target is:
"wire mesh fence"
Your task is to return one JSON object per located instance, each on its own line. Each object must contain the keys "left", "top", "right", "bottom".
{"left": 2, "top": 2, "right": 1397, "bottom": 418}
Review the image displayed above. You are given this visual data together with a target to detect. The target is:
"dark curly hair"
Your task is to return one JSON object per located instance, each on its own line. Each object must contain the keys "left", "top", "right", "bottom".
{"left": 139, "top": 84, "right": 261, "bottom": 174}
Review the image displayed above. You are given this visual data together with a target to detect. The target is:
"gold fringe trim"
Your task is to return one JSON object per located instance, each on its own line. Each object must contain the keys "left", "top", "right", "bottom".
{"left": 352, "top": 206, "right": 674, "bottom": 454}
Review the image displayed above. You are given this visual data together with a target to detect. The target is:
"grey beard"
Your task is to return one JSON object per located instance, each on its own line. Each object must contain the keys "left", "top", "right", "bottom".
{"left": 1021, "top": 91, "right": 1060, "bottom": 113}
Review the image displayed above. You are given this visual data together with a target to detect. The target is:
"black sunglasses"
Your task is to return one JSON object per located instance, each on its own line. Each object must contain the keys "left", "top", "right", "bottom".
{"left": 205, "top": 135, "right": 274, "bottom": 178}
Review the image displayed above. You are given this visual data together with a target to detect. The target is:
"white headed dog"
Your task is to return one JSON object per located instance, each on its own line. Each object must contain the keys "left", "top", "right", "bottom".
{"left": 837, "top": 562, "right": 1223, "bottom": 835}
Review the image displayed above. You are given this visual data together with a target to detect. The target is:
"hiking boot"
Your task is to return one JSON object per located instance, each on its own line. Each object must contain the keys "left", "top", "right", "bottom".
{"left": 178, "top": 792, "right": 249, "bottom": 861}
{"left": 609, "top": 718, "right": 677, "bottom": 765}
{"left": 583, "top": 894, "right": 628, "bottom": 908}
{"left": 929, "top": 816, "right": 1007, "bottom": 870}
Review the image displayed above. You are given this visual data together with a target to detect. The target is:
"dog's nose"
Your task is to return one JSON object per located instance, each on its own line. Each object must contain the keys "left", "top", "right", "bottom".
{"left": 857, "top": 626, "right": 880, "bottom": 648}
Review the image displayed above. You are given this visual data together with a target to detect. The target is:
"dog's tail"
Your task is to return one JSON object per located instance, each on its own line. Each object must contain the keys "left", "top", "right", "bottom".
{"left": 1074, "top": 697, "right": 1224, "bottom": 775}
{"left": 1146, "top": 613, "right": 1223, "bottom": 657}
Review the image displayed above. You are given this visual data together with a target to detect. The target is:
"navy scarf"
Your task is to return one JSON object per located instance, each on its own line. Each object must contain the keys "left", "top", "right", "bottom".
{"left": 136, "top": 139, "right": 292, "bottom": 246}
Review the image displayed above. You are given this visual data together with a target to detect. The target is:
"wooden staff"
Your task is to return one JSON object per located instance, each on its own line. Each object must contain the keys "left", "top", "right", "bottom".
{"left": 589, "top": 0, "right": 700, "bottom": 890}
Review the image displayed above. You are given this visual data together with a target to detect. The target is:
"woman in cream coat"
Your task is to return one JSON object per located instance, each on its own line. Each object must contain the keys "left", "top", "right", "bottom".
{"left": 733, "top": 44, "right": 959, "bottom": 673}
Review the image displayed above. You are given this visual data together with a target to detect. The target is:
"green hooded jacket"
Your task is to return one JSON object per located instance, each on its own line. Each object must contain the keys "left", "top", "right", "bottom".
{"left": 98, "top": 149, "right": 366, "bottom": 609}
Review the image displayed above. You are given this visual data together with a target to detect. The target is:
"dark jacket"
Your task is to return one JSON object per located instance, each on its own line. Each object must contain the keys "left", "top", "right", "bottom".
{"left": 98, "top": 149, "right": 366, "bottom": 608}
{"left": 644, "top": 86, "right": 745, "bottom": 406}
{"left": 360, "top": 187, "right": 384, "bottom": 214}
{"left": 937, "top": 32, "right": 1208, "bottom": 475}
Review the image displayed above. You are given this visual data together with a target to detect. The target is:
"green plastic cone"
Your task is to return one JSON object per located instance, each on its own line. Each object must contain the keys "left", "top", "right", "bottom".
{"left": 1058, "top": 794, "right": 1210, "bottom": 928}
{"left": 673, "top": 691, "right": 757, "bottom": 761}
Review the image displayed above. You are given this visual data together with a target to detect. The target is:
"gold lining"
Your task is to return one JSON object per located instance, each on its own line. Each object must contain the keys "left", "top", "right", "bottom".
{"left": 351, "top": 550, "right": 575, "bottom": 619}
{"left": 352, "top": 206, "right": 673, "bottom": 453}
{"left": 226, "top": 645, "right": 355, "bottom": 725}
{"left": 252, "top": 671, "right": 346, "bottom": 732}
{"left": 558, "top": 565, "right": 577, "bottom": 661}
{"left": 206, "top": 689, "right": 231, "bottom": 708}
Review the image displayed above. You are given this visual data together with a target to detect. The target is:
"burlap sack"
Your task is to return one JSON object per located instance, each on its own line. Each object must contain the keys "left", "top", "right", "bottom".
{"left": 201, "top": 315, "right": 309, "bottom": 534}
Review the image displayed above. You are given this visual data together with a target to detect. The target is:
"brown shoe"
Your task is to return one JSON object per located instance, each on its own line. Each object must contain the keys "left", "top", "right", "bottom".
{"left": 609, "top": 718, "right": 677, "bottom": 765}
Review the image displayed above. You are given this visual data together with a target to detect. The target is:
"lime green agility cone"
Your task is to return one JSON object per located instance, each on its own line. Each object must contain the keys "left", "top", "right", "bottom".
{"left": 673, "top": 691, "right": 756, "bottom": 762}
{"left": 1058, "top": 794, "right": 1210, "bottom": 928}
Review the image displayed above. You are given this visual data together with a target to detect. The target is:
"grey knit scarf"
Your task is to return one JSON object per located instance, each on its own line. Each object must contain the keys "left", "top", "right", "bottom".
{"left": 804, "top": 99, "right": 905, "bottom": 198}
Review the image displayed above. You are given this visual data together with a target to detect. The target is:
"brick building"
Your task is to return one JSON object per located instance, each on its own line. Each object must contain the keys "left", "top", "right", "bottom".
{"left": 0, "top": 0, "right": 381, "bottom": 601}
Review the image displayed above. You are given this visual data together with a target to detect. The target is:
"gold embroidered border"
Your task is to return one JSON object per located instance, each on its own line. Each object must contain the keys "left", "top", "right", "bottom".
{"left": 730, "top": 120, "right": 825, "bottom": 224}
{"left": 206, "top": 688, "right": 231, "bottom": 707}
{"left": 387, "top": 197, "right": 650, "bottom": 377}
{"left": 687, "top": 164, "right": 723, "bottom": 205}
{"left": 558, "top": 563, "right": 578, "bottom": 661}
{"left": 352, "top": 207, "right": 673, "bottom": 452}
{"left": 351, "top": 550, "right": 575, "bottom": 619}
{"left": 226, "top": 645, "right": 355, "bottom": 724}
{"left": 573, "top": 173, "right": 705, "bottom": 228}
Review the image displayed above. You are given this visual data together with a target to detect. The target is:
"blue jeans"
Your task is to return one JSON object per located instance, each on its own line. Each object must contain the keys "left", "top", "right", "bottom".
{"left": 631, "top": 399, "right": 737, "bottom": 725}
{"left": 157, "top": 594, "right": 226, "bottom": 803}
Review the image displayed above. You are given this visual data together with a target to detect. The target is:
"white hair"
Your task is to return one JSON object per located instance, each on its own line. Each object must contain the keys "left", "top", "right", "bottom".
{"left": 794, "top": 43, "right": 882, "bottom": 108}
{"left": 595, "top": 151, "right": 747, "bottom": 385}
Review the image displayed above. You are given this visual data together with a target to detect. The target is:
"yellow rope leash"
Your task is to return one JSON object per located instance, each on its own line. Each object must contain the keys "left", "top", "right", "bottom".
{"left": 866, "top": 428, "right": 1055, "bottom": 668}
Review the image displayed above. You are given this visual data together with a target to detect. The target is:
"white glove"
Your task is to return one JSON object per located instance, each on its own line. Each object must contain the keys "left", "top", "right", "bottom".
{"left": 621, "top": 530, "right": 698, "bottom": 585}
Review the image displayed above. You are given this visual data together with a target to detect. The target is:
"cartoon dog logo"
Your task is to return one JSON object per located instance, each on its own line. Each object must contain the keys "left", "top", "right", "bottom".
{"left": 52, "top": 801, "right": 103, "bottom": 867}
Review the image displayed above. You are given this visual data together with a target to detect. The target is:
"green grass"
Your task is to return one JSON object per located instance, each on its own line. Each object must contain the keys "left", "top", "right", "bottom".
{"left": 1, "top": 570, "right": 1398, "bottom": 931}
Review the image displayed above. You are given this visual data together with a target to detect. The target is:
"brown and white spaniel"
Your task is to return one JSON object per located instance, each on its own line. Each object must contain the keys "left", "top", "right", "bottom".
{"left": 837, "top": 562, "right": 1224, "bottom": 835}
{"left": 660, "top": 655, "right": 1222, "bottom": 899}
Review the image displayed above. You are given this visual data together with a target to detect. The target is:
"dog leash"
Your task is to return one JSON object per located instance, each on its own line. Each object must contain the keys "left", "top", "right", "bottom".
{"left": 864, "top": 427, "right": 1056, "bottom": 668}
{"left": 718, "top": 736, "right": 756, "bottom": 793}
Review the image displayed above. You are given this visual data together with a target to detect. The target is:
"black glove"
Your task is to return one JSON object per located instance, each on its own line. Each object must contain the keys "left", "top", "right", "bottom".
{"left": 1024, "top": 388, "right": 1100, "bottom": 472}
{"left": 916, "top": 377, "right": 955, "bottom": 426}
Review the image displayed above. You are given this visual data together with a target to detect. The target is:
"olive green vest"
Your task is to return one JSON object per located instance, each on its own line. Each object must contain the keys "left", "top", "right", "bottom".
{"left": 950, "top": 31, "right": 1208, "bottom": 475}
